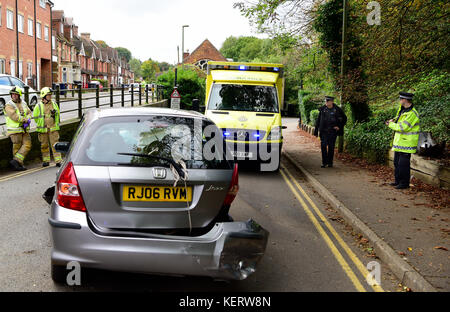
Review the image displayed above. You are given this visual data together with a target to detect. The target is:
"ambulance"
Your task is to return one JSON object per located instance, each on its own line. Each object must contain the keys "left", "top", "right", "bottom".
{"left": 205, "top": 61, "right": 285, "bottom": 171}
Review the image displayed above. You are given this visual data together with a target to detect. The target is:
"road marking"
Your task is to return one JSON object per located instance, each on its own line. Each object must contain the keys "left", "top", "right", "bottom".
{"left": 281, "top": 164, "right": 384, "bottom": 292}
{"left": 279, "top": 168, "right": 367, "bottom": 292}
{"left": 0, "top": 165, "right": 56, "bottom": 183}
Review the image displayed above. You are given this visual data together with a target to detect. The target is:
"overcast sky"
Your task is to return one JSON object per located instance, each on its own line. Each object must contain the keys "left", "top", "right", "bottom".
{"left": 54, "top": 0, "right": 267, "bottom": 64}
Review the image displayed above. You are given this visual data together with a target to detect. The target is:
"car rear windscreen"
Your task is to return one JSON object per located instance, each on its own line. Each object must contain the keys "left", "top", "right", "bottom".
{"left": 208, "top": 83, "right": 279, "bottom": 113}
{"left": 75, "top": 115, "right": 232, "bottom": 169}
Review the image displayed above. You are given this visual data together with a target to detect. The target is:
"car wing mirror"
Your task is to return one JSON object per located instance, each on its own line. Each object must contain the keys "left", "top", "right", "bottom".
{"left": 282, "top": 126, "right": 288, "bottom": 130}
{"left": 54, "top": 142, "right": 70, "bottom": 154}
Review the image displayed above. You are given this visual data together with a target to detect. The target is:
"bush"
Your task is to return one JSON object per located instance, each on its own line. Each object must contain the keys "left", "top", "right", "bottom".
{"left": 298, "top": 90, "right": 322, "bottom": 125}
{"left": 157, "top": 67, "right": 206, "bottom": 109}
{"left": 309, "top": 109, "right": 319, "bottom": 127}
{"left": 412, "top": 71, "right": 450, "bottom": 145}
{"left": 345, "top": 108, "right": 396, "bottom": 163}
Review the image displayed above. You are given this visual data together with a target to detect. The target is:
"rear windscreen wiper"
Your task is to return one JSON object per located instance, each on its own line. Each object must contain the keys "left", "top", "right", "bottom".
{"left": 117, "top": 153, "right": 186, "bottom": 179}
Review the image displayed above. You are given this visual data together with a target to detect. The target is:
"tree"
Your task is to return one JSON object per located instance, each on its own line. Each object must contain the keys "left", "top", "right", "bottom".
{"left": 116, "top": 47, "right": 132, "bottom": 63}
{"left": 141, "top": 60, "right": 160, "bottom": 81}
{"left": 129, "top": 58, "right": 142, "bottom": 79}
{"left": 96, "top": 40, "right": 109, "bottom": 48}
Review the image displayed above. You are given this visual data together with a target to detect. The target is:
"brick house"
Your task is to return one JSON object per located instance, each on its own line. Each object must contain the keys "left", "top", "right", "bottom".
{"left": 0, "top": 0, "right": 53, "bottom": 89}
{"left": 51, "top": 10, "right": 80, "bottom": 89}
{"left": 183, "top": 39, "right": 227, "bottom": 71}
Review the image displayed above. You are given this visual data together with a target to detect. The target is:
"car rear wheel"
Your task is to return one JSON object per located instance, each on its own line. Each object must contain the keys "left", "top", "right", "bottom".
{"left": 0, "top": 99, "right": 5, "bottom": 115}
{"left": 30, "top": 97, "right": 38, "bottom": 110}
{"left": 51, "top": 264, "right": 67, "bottom": 284}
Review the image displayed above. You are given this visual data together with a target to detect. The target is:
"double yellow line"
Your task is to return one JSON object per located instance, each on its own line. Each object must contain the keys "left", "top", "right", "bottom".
{"left": 280, "top": 164, "right": 384, "bottom": 292}
{"left": 0, "top": 165, "right": 56, "bottom": 183}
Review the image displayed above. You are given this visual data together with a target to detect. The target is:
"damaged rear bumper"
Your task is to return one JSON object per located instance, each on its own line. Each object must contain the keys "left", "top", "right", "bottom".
{"left": 49, "top": 206, "right": 269, "bottom": 280}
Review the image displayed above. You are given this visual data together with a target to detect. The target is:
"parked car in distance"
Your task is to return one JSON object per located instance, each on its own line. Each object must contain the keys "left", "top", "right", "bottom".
{"left": 43, "top": 107, "right": 269, "bottom": 283}
{"left": 128, "top": 83, "right": 142, "bottom": 93}
{"left": 88, "top": 80, "right": 104, "bottom": 91}
{"left": 0, "top": 74, "right": 39, "bottom": 114}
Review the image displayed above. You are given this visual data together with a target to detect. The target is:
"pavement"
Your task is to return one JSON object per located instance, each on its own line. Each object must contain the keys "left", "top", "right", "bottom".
{"left": 282, "top": 118, "right": 449, "bottom": 291}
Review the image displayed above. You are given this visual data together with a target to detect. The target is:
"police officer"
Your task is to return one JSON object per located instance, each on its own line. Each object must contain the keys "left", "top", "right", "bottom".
{"left": 386, "top": 92, "right": 420, "bottom": 189}
{"left": 4, "top": 87, "right": 32, "bottom": 171}
{"left": 32, "top": 87, "right": 62, "bottom": 167}
{"left": 314, "top": 96, "right": 348, "bottom": 168}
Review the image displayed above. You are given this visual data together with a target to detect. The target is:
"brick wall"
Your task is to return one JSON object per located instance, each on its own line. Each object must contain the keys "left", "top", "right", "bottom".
{"left": 0, "top": 0, "right": 52, "bottom": 89}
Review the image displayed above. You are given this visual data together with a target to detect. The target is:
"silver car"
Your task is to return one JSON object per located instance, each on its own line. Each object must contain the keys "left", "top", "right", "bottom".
{"left": 44, "top": 107, "right": 268, "bottom": 283}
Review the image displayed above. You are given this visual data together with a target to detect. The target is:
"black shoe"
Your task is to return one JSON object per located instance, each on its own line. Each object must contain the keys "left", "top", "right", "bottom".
{"left": 389, "top": 182, "right": 399, "bottom": 187}
{"left": 327, "top": 164, "right": 334, "bottom": 168}
{"left": 321, "top": 164, "right": 327, "bottom": 168}
{"left": 395, "top": 185, "right": 410, "bottom": 190}
{"left": 43, "top": 162, "right": 50, "bottom": 167}
{"left": 56, "top": 163, "right": 62, "bottom": 168}
{"left": 9, "top": 160, "right": 26, "bottom": 171}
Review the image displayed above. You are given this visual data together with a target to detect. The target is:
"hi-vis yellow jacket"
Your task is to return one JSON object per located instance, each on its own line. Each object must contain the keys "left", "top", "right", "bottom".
{"left": 388, "top": 105, "right": 420, "bottom": 154}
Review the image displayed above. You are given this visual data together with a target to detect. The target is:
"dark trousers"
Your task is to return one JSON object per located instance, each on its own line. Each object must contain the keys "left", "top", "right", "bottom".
{"left": 394, "top": 152, "right": 411, "bottom": 186}
{"left": 320, "top": 132, "right": 338, "bottom": 166}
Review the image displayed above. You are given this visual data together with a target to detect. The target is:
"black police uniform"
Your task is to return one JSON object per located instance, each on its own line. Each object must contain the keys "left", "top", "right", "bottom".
{"left": 314, "top": 97, "right": 347, "bottom": 167}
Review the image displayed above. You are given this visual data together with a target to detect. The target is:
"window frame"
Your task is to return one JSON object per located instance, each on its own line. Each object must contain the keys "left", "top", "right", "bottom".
{"left": 44, "top": 26, "right": 49, "bottom": 41}
{"left": 7, "top": 9, "right": 14, "bottom": 30}
{"left": 36, "top": 22, "right": 41, "bottom": 39}
{"left": 18, "top": 14, "right": 24, "bottom": 33}
{"left": 28, "top": 18, "right": 33, "bottom": 36}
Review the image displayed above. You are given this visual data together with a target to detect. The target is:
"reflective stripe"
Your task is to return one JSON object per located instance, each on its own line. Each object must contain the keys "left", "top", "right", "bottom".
{"left": 403, "top": 120, "right": 413, "bottom": 128}
{"left": 412, "top": 110, "right": 420, "bottom": 119}
{"left": 393, "top": 145, "right": 416, "bottom": 151}
{"left": 399, "top": 123, "right": 404, "bottom": 132}
{"left": 15, "top": 153, "right": 25, "bottom": 160}
{"left": 396, "top": 132, "right": 420, "bottom": 136}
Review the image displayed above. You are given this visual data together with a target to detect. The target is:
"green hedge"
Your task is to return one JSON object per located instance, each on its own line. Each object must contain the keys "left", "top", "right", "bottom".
{"left": 345, "top": 108, "right": 396, "bottom": 163}
{"left": 309, "top": 109, "right": 319, "bottom": 127}
{"left": 298, "top": 90, "right": 322, "bottom": 125}
{"left": 157, "top": 68, "right": 206, "bottom": 109}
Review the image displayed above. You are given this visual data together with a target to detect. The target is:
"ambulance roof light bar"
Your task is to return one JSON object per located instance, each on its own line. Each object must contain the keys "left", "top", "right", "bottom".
{"left": 207, "top": 63, "right": 284, "bottom": 76}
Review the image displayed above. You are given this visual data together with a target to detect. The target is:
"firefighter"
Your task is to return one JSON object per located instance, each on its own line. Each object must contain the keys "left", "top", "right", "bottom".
{"left": 386, "top": 92, "right": 420, "bottom": 189}
{"left": 33, "top": 87, "right": 62, "bottom": 167}
{"left": 4, "top": 87, "right": 32, "bottom": 171}
{"left": 314, "top": 96, "right": 348, "bottom": 168}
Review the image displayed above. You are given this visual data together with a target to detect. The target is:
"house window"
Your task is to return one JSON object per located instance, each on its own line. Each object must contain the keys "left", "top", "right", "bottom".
{"left": 10, "top": 60, "right": 16, "bottom": 77}
{"left": 0, "top": 5, "right": 2, "bottom": 27}
{"left": 7, "top": 10, "right": 14, "bottom": 30}
{"left": 52, "top": 36, "right": 56, "bottom": 49}
{"left": 27, "top": 62, "right": 33, "bottom": 78}
{"left": 19, "top": 61, "right": 23, "bottom": 81}
{"left": 18, "top": 15, "right": 24, "bottom": 33}
{"left": 60, "top": 23, "right": 63, "bottom": 34}
{"left": 36, "top": 22, "right": 41, "bottom": 39}
{"left": 0, "top": 59, "right": 6, "bottom": 74}
{"left": 44, "top": 26, "right": 49, "bottom": 41}
{"left": 39, "top": 0, "right": 46, "bottom": 9}
{"left": 28, "top": 19, "right": 33, "bottom": 36}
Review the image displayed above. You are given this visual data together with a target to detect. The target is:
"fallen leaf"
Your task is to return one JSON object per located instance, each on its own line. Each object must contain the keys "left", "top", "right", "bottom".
{"left": 434, "top": 246, "right": 448, "bottom": 251}
{"left": 408, "top": 248, "right": 413, "bottom": 251}
{"left": 399, "top": 252, "right": 406, "bottom": 256}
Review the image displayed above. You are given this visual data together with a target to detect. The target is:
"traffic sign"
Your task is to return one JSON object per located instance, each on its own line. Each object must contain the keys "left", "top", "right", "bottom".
{"left": 171, "top": 88, "right": 181, "bottom": 109}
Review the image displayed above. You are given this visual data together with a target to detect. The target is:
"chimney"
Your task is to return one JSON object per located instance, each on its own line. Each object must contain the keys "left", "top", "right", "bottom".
{"left": 183, "top": 52, "right": 190, "bottom": 61}
{"left": 73, "top": 26, "right": 78, "bottom": 37}
{"left": 81, "top": 33, "right": 91, "bottom": 40}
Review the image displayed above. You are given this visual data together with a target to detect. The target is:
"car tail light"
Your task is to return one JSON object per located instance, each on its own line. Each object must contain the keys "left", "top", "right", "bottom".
{"left": 223, "top": 163, "right": 239, "bottom": 206}
{"left": 57, "top": 162, "right": 86, "bottom": 212}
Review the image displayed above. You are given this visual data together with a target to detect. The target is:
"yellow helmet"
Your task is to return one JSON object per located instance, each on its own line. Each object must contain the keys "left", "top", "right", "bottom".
{"left": 10, "top": 86, "right": 23, "bottom": 97}
{"left": 40, "top": 87, "right": 53, "bottom": 98}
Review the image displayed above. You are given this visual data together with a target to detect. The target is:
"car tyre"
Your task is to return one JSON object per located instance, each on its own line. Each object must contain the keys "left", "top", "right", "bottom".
{"left": 51, "top": 264, "right": 68, "bottom": 284}
{"left": 0, "top": 99, "right": 5, "bottom": 115}
{"left": 30, "top": 97, "right": 38, "bottom": 110}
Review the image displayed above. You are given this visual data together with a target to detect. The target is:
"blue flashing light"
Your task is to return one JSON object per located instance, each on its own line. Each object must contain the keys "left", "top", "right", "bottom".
{"left": 239, "top": 65, "right": 247, "bottom": 70}
{"left": 273, "top": 67, "right": 279, "bottom": 72}
{"left": 223, "top": 132, "right": 231, "bottom": 137}
{"left": 253, "top": 133, "right": 261, "bottom": 138}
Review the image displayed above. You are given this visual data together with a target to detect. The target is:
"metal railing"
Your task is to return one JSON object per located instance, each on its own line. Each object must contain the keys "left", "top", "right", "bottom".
{"left": 0, "top": 84, "right": 166, "bottom": 128}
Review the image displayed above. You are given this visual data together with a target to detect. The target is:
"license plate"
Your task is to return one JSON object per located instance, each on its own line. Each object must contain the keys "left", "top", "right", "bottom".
{"left": 123, "top": 185, "right": 192, "bottom": 202}
{"left": 231, "top": 151, "right": 253, "bottom": 158}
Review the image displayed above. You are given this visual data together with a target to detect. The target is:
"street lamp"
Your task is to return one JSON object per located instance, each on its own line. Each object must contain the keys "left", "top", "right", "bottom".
{"left": 182, "top": 25, "right": 189, "bottom": 69}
